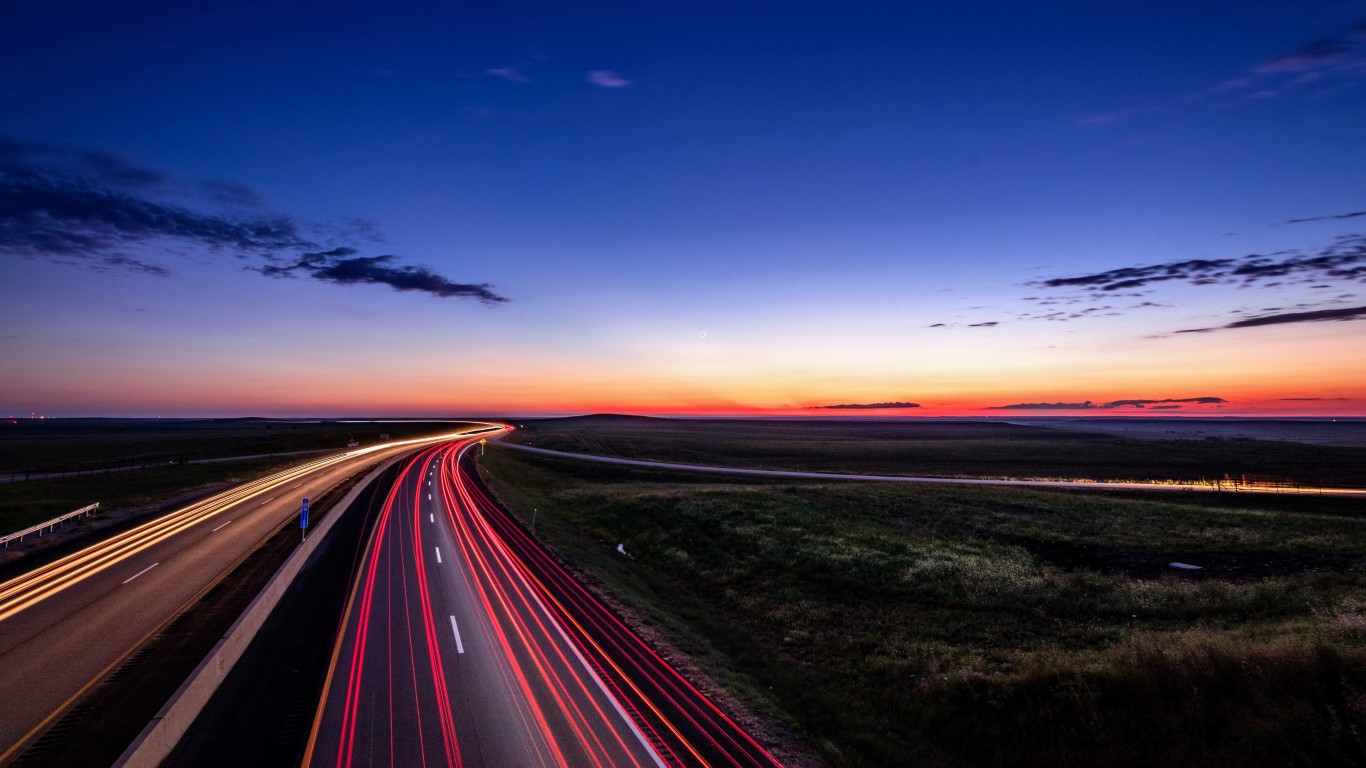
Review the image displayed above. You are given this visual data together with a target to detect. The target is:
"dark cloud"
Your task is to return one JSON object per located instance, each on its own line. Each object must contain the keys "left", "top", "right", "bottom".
{"left": 0, "top": 136, "right": 308, "bottom": 260}
{"left": 967, "top": 321, "right": 1000, "bottom": 328}
{"left": 0, "top": 136, "right": 507, "bottom": 304}
{"left": 1034, "top": 235, "right": 1366, "bottom": 296}
{"left": 1284, "top": 209, "right": 1366, "bottom": 225}
{"left": 197, "top": 179, "right": 267, "bottom": 208}
{"left": 1149, "top": 405, "right": 1182, "bottom": 410}
{"left": 260, "top": 248, "right": 508, "bottom": 304}
{"left": 809, "top": 401, "right": 922, "bottom": 410}
{"left": 989, "top": 402, "right": 1097, "bottom": 410}
{"left": 1178, "top": 304, "right": 1366, "bottom": 333}
{"left": 1102, "top": 397, "right": 1226, "bottom": 408}
{"left": 989, "top": 397, "right": 1226, "bottom": 411}
{"left": 1280, "top": 397, "right": 1351, "bottom": 401}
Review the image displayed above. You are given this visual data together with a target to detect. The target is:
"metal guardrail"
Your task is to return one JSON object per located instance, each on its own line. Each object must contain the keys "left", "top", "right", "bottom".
{"left": 1, "top": 503, "right": 99, "bottom": 548}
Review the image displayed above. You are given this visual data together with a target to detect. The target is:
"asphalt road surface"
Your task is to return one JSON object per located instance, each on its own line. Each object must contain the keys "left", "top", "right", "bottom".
{"left": 307, "top": 436, "right": 665, "bottom": 767}
{"left": 0, "top": 427, "right": 494, "bottom": 763}
{"left": 307, "top": 435, "right": 785, "bottom": 767}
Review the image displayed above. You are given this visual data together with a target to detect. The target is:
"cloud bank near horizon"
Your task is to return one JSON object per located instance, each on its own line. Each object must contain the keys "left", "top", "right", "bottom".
{"left": 809, "top": 401, "right": 922, "bottom": 410}
{"left": 988, "top": 397, "right": 1227, "bottom": 411}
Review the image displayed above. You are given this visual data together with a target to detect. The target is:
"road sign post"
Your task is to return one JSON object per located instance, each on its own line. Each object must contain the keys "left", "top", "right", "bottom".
{"left": 301, "top": 498, "right": 309, "bottom": 542}
{"left": 480, "top": 438, "right": 486, "bottom": 456}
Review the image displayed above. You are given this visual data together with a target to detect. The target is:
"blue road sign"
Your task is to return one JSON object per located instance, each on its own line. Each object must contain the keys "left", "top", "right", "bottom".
{"left": 301, "top": 498, "right": 309, "bottom": 529}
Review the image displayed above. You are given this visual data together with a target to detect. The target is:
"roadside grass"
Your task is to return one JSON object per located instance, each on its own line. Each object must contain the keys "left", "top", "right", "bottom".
{"left": 0, "top": 456, "right": 311, "bottom": 534}
{"left": 0, "top": 420, "right": 478, "bottom": 533}
{"left": 507, "top": 416, "right": 1366, "bottom": 488}
{"left": 479, "top": 447, "right": 1366, "bottom": 767}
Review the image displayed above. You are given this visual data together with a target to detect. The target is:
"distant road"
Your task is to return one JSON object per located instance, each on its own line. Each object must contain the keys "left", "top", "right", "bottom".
{"left": 498, "top": 443, "right": 1366, "bottom": 499}
{"left": 0, "top": 427, "right": 496, "bottom": 763}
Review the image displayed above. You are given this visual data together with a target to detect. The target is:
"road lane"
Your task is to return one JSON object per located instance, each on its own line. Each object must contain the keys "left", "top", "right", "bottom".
{"left": 307, "top": 438, "right": 664, "bottom": 768}
{"left": 309, "top": 435, "right": 787, "bottom": 768}
{"left": 0, "top": 426, "right": 498, "bottom": 762}
{"left": 451, "top": 446, "right": 784, "bottom": 767}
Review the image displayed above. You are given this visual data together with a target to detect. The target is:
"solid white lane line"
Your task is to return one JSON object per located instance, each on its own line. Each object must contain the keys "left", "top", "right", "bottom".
{"left": 122, "top": 563, "right": 159, "bottom": 584}
{"left": 212, "top": 520, "right": 233, "bottom": 532}
{"left": 434, "top": 547, "right": 442, "bottom": 564}
{"left": 449, "top": 615, "right": 464, "bottom": 653}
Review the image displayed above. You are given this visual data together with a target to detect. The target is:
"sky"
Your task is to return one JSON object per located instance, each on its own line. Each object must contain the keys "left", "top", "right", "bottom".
{"left": 1, "top": 1, "right": 1364, "bottom": 418}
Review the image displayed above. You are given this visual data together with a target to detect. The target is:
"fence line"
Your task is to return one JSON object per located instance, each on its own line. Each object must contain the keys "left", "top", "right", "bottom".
{"left": 2, "top": 503, "right": 100, "bottom": 548}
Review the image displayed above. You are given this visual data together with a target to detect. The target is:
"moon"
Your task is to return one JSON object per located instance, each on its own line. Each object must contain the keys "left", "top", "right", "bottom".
{"left": 700, "top": 330, "right": 707, "bottom": 338}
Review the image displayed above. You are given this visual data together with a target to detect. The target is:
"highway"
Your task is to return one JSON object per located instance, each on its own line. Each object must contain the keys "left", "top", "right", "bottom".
{"left": 0, "top": 426, "right": 496, "bottom": 763}
{"left": 307, "top": 435, "right": 784, "bottom": 768}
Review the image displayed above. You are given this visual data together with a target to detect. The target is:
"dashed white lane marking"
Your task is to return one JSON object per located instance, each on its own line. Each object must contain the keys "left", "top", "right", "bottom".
{"left": 449, "top": 615, "right": 464, "bottom": 653}
{"left": 212, "top": 520, "right": 233, "bottom": 532}
{"left": 123, "top": 563, "right": 160, "bottom": 584}
{"left": 434, "top": 547, "right": 442, "bottom": 564}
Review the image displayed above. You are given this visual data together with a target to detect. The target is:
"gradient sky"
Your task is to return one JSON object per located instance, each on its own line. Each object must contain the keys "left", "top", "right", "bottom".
{"left": 2, "top": 1, "right": 1364, "bottom": 417}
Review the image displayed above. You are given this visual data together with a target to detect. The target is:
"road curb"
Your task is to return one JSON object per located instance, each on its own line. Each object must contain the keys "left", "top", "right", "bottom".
{"left": 112, "top": 453, "right": 408, "bottom": 768}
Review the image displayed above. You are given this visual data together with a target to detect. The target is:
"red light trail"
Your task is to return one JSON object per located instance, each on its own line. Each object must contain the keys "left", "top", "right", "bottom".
{"left": 306, "top": 432, "right": 783, "bottom": 767}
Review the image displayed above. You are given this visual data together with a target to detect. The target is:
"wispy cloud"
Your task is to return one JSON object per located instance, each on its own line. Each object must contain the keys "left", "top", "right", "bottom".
{"left": 928, "top": 320, "right": 1001, "bottom": 329}
{"left": 586, "top": 70, "right": 630, "bottom": 88}
{"left": 988, "top": 401, "right": 1095, "bottom": 411}
{"left": 1033, "top": 235, "right": 1366, "bottom": 295}
{"left": 259, "top": 248, "right": 507, "bottom": 304}
{"left": 1203, "top": 20, "right": 1366, "bottom": 102}
{"left": 486, "top": 67, "right": 530, "bottom": 84}
{"left": 1078, "top": 105, "right": 1163, "bottom": 127}
{"left": 1083, "top": 19, "right": 1366, "bottom": 125}
{"left": 0, "top": 136, "right": 508, "bottom": 304}
{"left": 1177, "top": 304, "right": 1366, "bottom": 334}
{"left": 1280, "top": 397, "right": 1351, "bottom": 401}
{"left": 0, "top": 136, "right": 309, "bottom": 262}
{"left": 808, "top": 401, "right": 921, "bottom": 410}
{"left": 989, "top": 397, "right": 1226, "bottom": 411}
{"left": 1283, "top": 209, "right": 1366, "bottom": 225}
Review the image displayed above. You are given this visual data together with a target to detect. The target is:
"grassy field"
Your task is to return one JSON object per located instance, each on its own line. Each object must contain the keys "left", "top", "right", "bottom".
{"left": 478, "top": 443, "right": 1366, "bottom": 767}
{"left": 506, "top": 415, "right": 1366, "bottom": 488}
{"left": 0, "top": 419, "right": 479, "bottom": 532}
{"left": 0, "top": 418, "right": 481, "bottom": 476}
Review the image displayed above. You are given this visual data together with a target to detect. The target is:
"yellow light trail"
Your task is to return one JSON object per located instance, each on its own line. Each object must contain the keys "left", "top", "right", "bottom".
{"left": 0, "top": 426, "right": 501, "bottom": 623}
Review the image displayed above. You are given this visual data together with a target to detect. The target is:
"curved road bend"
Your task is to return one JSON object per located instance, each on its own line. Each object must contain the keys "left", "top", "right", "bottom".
{"left": 307, "top": 435, "right": 786, "bottom": 767}
{"left": 453, "top": 445, "right": 785, "bottom": 768}
{"left": 0, "top": 426, "right": 496, "bottom": 763}
{"left": 497, "top": 443, "right": 1366, "bottom": 499}
{"left": 307, "top": 436, "right": 665, "bottom": 767}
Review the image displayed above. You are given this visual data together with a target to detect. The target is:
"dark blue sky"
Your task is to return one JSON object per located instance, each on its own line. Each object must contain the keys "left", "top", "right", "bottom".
{"left": 2, "top": 2, "right": 1364, "bottom": 415}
